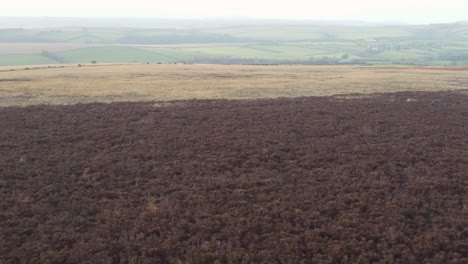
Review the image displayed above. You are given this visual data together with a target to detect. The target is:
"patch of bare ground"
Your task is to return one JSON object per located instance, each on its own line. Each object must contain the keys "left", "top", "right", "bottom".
{"left": 152, "top": 101, "right": 188, "bottom": 108}
{"left": 0, "top": 91, "right": 467, "bottom": 263}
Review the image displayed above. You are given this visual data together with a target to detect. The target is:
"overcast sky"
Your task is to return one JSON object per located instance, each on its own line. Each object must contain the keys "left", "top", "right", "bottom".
{"left": 1, "top": 0, "right": 467, "bottom": 24}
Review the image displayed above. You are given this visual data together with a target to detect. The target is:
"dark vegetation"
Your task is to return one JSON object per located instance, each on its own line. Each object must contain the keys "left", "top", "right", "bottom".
{"left": 0, "top": 91, "right": 467, "bottom": 263}
{"left": 41, "top": 50, "right": 67, "bottom": 64}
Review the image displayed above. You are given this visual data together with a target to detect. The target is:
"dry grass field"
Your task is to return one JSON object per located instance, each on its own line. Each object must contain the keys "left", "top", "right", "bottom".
{"left": 1, "top": 64, "right": 468, "bottom": 106}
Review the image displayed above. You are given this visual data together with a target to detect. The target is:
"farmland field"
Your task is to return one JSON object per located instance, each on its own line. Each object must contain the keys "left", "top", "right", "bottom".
{"left": 0, "top": 43, "right": 102, "bottom": 55}
{"left": 0, "top": 65, "right": 467, "bottom": 262}
{"left": 2, "top": 42, "right": 468, "bottom": 66}
{"left": 2, "top": 20, "right": 468, "bottom": 66}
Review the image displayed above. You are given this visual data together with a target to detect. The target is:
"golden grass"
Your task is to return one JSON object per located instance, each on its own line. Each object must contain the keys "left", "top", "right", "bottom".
{"left": 0, "top": 64, "right": 467, "bottom": 106}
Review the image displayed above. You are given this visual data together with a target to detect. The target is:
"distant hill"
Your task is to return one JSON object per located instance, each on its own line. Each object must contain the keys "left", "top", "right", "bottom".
{"left": 0, "top": 17, "right": 408, "bottom": 29}
{"left": 1, "top": 17, "right": 468, "bottom": 66}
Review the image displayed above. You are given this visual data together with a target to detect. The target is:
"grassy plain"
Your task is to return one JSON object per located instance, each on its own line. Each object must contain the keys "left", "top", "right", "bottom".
{"left": 0, "top": 64, "right": 467, "bottom": 106}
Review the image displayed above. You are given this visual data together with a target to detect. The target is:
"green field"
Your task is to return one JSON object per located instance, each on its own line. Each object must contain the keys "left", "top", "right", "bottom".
{"left": 0, "top": 54, "right": 56, "bottom": 66}
{"left": 57, "top": 47, "right": 178, "bottom": 63}
{"left": 1, "top": 20, "right": 468, "bottom": 66}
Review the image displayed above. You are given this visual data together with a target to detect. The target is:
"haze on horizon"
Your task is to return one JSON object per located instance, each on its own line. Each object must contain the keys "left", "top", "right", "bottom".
{"left": 1, "top": 0, "right": 467, "bottom": 25}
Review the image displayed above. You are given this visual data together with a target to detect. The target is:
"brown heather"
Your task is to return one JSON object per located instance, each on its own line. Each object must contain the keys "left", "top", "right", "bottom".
{"left": 0, "top": 91, "right": 467, "bottom": 263}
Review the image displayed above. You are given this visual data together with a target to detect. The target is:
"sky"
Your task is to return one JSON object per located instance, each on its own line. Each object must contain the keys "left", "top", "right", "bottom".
{"left": 1, "top": 0, "right": 467, "bottom": 24}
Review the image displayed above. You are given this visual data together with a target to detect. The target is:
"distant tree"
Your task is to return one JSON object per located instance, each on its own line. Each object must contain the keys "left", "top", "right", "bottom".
{"left": 341, "top": 54, "right": 350, "bottom": 60}
{"left": 92, "top": 60, "right": 97, "bottom": 64}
